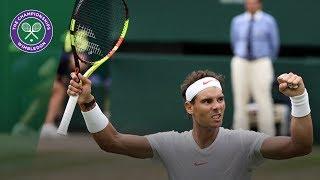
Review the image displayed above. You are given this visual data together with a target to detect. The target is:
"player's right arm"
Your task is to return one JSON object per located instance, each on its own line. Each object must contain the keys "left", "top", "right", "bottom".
{"left": 68, "top": 72, "right": 153, "bottom": 159}
{"left": 260, "top": 73, "right": 313, "bottom": 159}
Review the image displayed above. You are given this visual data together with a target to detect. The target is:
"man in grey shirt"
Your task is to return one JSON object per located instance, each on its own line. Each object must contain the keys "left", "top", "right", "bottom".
{"left": 67, "top": 69, "right": 312, "bottom": 180}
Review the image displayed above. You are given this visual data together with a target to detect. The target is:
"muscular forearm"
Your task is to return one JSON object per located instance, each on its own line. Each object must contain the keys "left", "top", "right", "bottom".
{"left": 261, "top": 85, "right": 313, "bottom": 159}
{"left": 92, "top": 123, "right": 120, "bottom": 152}
{"left": 261, "top": 114, "right": 313, "bottom": 159}
{"left": 81, "top": 99, "right": 109, "bottom": 135}
{"left": 289, "top": 90, "right": 313, "bottom": 153}
{"left": 260, "top": 73, "right": 314, "bottom": 159}
{"left": 92, "top": 120, "right": 153, "bottom": 159}
{"left": 80, "top": 100, "right": 122, "bottom": 152}
{"left": 69, "top": 74, "right": 152, "bottom": 158}
{"left": 290, "top": 115, "right": 313, "bottom": 150}
{"left": 80, "top": 100, "right": 153, "bottom": 158}
{"left": 79, "top": 99, "right": 124, "bottom": 152}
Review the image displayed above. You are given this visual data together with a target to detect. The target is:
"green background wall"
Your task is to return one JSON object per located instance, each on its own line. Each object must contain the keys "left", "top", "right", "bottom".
{"left": 1, "top": 0, "right": 319, "bottom": 136}
{"left": 1, "top": 0, "right": 74, "bottom": 132}
{"left": 109, "top": 54, "right": 320, "bottom": 143}
{"left": 1, "top": 0, "right": 74, "bottom": 172}
{"left": 2, "top": 0, "right": 319, "bottom": 174}
{"left": 126, "top": 0, "right": 320, "bottom": 45}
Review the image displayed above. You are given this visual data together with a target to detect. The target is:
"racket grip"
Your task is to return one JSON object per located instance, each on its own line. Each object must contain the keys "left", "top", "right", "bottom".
{"left": 57, "top": 95, "right": 79, "bottom": 135}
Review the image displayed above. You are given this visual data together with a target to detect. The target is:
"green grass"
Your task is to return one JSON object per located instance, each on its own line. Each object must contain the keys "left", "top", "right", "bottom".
{"left": 253, "top": 146, "right": 320, "bottom": 180}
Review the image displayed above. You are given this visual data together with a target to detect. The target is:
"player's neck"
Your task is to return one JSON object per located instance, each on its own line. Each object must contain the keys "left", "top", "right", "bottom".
{"left": 192, "top": 125, "right": 219, "bottom": 149}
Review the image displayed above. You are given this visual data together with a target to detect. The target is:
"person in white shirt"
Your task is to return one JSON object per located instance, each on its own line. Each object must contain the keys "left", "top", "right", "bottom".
{"left": 67, "top": 69, "right": 312, "bottom": 180}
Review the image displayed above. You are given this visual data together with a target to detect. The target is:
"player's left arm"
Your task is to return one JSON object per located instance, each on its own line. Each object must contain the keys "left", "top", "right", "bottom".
{"left": 260, "top": 73, "right": 313, "bottom": 159}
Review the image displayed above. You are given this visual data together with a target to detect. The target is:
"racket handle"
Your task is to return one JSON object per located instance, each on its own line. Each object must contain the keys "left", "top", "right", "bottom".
{"left": 57, "top": 95, "right": 79, "bottom": 135}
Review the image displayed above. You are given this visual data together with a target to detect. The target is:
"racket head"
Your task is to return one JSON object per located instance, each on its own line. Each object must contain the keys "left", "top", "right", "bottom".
{"left": 32, "top": 22, "right": 42, "bottom": 32}
{"left": 69, "top": 0, "right": 129, "bottom": 68}
{"left": 57, "top": 0, "right": 129, "bottom": 136}
{"left": 21, "top": 22, "right": 31, "bottom": 32}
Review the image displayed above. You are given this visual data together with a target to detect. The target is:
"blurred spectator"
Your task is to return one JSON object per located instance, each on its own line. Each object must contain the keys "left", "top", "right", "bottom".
{"left": 40, "top": 32, "right": 111, "bottom": 138}
{"left": 40, "top": 32, "right": 87, "bottom": 138}
{"left": 39, "top": 51, "right": 74, "bottom": 138}
{"left": 230, "top": 0, "right": 279, "bottom": 135}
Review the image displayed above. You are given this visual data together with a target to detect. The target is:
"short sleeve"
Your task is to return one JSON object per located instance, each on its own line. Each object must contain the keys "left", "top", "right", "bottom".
{"left": 145, "top": 131, "right": 177, "bottom": 161}
{"left": 238, "top": 130, "right": 270, "bottom": 168}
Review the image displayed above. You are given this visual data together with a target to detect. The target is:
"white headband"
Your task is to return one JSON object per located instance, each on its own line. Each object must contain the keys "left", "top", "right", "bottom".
{"left": 185, "top": 77, "right": 222, "bottom": 101}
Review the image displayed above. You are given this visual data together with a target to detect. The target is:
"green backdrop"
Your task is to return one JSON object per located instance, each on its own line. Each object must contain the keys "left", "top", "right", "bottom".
{"left": 2, "top": 0, "right": 319, "bottom": 175}
{"left": 126, "top": 0, "right": 320, "bottom": 45}
{"left": 1, "top": 0, "right": 319, "bottom": 136}
{"left": 109, "top": 54, "right": 320, "bottom": 143}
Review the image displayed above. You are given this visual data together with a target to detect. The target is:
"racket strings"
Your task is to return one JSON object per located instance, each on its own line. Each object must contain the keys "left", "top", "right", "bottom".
{"left": 73, "top": 0, "right": 127, "bottom": 63}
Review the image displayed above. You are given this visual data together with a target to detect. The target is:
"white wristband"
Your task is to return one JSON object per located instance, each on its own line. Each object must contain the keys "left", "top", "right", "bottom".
{"left": 82, "top": 104, "right": 109, "bottom": 133}
{"left": 290, "top": 89, "right": 311, "bottom": 117}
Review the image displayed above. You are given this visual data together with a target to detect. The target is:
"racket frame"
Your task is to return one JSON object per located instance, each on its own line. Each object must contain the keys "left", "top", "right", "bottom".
{"left": 57, "top": 0, "right": 129, "bottom": 135}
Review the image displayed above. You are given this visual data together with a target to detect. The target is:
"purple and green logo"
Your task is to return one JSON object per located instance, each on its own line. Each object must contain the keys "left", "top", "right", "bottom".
{"left": 10, "top": 9, "right": 53, "bottom": 53}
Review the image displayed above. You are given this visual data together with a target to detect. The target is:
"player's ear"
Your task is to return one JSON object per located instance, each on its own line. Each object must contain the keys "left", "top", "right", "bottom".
{"left": 184, "top": 101, "right": 193, "bottom": 115}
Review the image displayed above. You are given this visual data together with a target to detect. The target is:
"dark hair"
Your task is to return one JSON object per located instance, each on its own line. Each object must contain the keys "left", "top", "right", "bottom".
{"left": 180, "top": 70, "right": 224, "bottom": 104}
{"left": 247, "top": 0, "right": 262, "bottom": 3}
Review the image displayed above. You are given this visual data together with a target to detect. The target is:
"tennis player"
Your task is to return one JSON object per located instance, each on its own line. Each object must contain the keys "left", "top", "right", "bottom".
{"left": 67, "top": 70, "right": 312, "bottom": 180}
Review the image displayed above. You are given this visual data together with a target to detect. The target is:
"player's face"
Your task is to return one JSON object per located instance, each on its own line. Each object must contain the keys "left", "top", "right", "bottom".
{"left": 245, "top": 0, "right": 261, "bottom": 14}
{"left": 188, "top": 87, "right": 225, "bottom": 128}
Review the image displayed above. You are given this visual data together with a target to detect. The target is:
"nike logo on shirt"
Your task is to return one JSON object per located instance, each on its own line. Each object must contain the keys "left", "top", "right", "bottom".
{"left": 193, "top": 161, "right": 208, "bottom": 166}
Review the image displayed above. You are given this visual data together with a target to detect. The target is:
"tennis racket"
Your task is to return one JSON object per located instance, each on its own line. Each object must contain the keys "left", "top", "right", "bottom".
{"left": 57, "top": 0, "right": 129, "bottom": 135}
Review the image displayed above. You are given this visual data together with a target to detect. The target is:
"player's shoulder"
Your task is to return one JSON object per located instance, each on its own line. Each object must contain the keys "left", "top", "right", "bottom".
{"left": 148, "top": 130, "right": 190, "bottom": 139}
{"left": 261, "top": 12, "right": 277, "bottom": 23}
{"left": 220, "top": 127, "right": 270, "bottom": 143}
{"left": 170, "top": 130, "right": 191, "bottom": 139}
{"left": 216, "top": 127, "right": 248, "bottom": 149}
{"left": 232, "top": 13, "right": 246, "bottom": 23}
{"left": 219, "top": 127, "right": 257, "bottom": 139}
{"left": 219, "top": 126, "right": 244, "bottom": 134}
{"left": 161, "top": 130, "right": 189, "bottom": 135}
